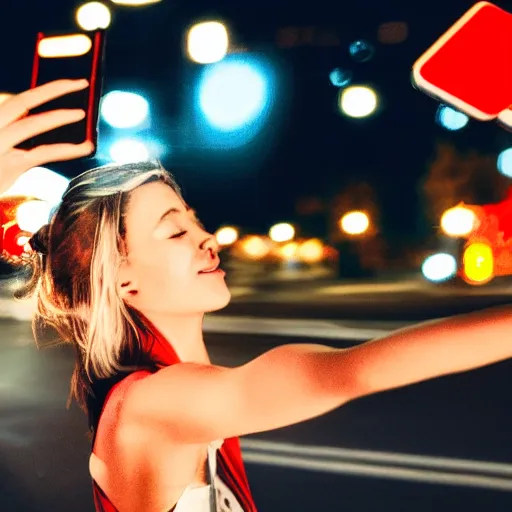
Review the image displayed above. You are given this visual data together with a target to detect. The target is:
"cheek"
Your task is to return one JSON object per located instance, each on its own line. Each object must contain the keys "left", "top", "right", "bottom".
{"left": 140, "top": 243, "right": 197, "bottom": 289}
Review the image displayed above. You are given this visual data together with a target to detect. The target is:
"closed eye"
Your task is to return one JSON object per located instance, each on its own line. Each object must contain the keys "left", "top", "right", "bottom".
{"left": 164, "top": 210, "right": 204, "bottom": 239}
{"left": 169, "top": 231, "right": 187, "bottom": 239}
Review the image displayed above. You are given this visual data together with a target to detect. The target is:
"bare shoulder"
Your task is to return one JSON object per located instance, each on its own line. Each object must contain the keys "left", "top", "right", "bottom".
{"left": 92, "top": 371, "right": 154, "bottom": 471}
{"left": 91, "top": 370, "right": 182, "bottom": 511}
{"left": 95, "top": 370, "right": 154, "bottom": 443}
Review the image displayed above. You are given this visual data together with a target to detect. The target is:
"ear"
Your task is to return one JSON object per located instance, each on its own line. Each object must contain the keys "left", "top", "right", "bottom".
{"left": 117, "top": 258, "right": 139, "bottom": 300}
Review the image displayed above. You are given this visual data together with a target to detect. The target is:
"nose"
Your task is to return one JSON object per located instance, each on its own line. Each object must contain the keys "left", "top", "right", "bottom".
{"left": 200, "top": 231, "right": 219, "bottom": 257}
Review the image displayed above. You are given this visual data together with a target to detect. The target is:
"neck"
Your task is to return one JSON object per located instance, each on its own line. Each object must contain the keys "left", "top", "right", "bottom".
{"left": 142, "top": 310, "right": 210, "bottom": 365}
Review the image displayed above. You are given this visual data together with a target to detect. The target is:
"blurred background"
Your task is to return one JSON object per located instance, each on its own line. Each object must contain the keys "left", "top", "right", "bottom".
{"left": 1, "top": 0, "right": 512, "bottom": 511}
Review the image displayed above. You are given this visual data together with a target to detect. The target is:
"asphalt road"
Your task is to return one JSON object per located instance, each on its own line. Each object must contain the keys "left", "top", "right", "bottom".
{"left": 1, "top": 319, "right": 512, "bottom": 511}
{"left": 223, "top": 286, "right": 512, "bottom": 321}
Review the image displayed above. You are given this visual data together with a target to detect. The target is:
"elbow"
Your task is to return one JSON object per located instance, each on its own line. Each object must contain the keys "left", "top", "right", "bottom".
{"left": 316, "top": 348, "right": 371, "bottom": 405}
{"left": 324, "top": 372, "right": 365, "bottom": 406}
{"left": 302, "top": 348, "right": 366, "bottom": 408}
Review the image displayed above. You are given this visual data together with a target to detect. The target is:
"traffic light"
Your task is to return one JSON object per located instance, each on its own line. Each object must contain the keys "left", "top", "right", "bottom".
{"left": 458, "top": 187, "right": 512, "bottom": 283}
{"left": 462, "top": 242, "right": 494, "bottom": 285}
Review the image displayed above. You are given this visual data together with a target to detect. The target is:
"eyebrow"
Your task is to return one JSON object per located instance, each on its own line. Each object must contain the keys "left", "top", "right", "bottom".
{"left": 156, "top": 205, "right": 191, "bottom": 227}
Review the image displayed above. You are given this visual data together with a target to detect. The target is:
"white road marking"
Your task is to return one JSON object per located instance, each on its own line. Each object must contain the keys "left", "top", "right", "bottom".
{"left": 241, "top": 439, "right": 512, "bottom": 491}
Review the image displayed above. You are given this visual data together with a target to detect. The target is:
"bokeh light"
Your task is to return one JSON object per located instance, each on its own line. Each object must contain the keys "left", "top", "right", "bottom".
{"left": 279, "top": 242, "right": 299, "bottom": 261}
{"left": 436, "top": 105, "right": 469, "bottom": 131}
{"left": 75, "top": 2, "right": 111, "bottom": 31}
{"left": 298, "top": 239, "right": 324, "bottom": 263}
{"left": 187, "top": 21, "right": 229, "bottom": 64}
{"left": 497, "top": 148, "right": 512, "bottom": 178}
{"left": 199, "top": 59, "right": 268, "bottom": 131}
{"left": 0, "top": 167, "right": 69, "bottom": 206}
{"left": 216, "top": 226, "right": 238, "bottom": 246}
{"left": 109, "top": 139, "right": 150, "bottom": 163}
{"left": 440, "top": 206, "right": 476, "bottom": 237}
{"left": 240, "top": 235, "right": 270, "bottom": 260}
{"left": 339, "top": 86, "right": 378, "bottom": 118}
{"left": 269, "top": 222, "right": 295, "bottom": 242}
{"left": 348, "top": 40, "right": 374, "bottom": 62}
{"left": 421, "top": 253, "right": 457, "bottom": 282}
{"left": 16, "top": 200, "right": 53, "bottom": 233}
{"left": 463, "top": 242, "right": 494, "bottom": 284}
{"left": 101, "top": 91, "right": 150, "bottom": 129}
{"left": 340, "top": 211, "right": 370, "bottom": 235}
{"left": 329, "top": 68, "right": 352, "bottom": 88}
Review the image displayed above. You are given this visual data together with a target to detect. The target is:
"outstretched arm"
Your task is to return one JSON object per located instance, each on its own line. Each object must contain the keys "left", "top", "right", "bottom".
{"left": 340, "top": 304, "right": 512, "bottom": 397}
{"left": 120, "top": 305, "right": 512, "bottom": 445}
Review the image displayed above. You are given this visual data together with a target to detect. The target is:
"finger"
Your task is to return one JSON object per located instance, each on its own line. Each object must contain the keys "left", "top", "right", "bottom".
{"left": 25, "top": 140, "right": 95, "bottom": 167}
{"left": 0, "top": 108, "right": 86, "bottom": 152}
{"left": 0, "top": 79, "right": 88, "bottom": 129}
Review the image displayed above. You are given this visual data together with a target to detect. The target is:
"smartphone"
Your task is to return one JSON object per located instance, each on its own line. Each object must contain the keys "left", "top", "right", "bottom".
{"left": 18, "top": 30, "right": 106, "bottom": 155}
{"left": 412, "top": 2, "right": 512, "bottom": 123}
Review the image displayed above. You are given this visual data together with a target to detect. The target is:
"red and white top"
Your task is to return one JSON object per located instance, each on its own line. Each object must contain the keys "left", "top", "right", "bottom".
{"left": 174, "top": 439, "right": 244, "bottom": 512}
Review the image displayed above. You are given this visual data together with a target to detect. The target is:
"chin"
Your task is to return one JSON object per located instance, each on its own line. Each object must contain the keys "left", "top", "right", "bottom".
{"left": 205, "top": 289, "right": 232, "bottom": 313}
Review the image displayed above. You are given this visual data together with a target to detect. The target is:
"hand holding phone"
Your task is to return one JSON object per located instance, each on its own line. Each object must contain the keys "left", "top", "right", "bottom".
{"left": 0, "top": 79, "right": 94, "bottom": 196}
{"left": 20, "top": 30, "right": 105, "bottom": 151}
{"left": 412, "top": 2, "right": 512, "bottom": 129}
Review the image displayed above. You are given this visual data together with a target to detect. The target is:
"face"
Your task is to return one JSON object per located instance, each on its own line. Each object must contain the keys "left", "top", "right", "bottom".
{"left": 118, "top": 181, "right": 230, "bottom": 316}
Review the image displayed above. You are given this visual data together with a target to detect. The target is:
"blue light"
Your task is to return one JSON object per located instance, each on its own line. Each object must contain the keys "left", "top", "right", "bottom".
{"left": 194, "top": 55, "right": 277, "bottom": 149}
{"left": 436, "top": 105, "right": 469, "bottom": 131}
{"left": 199, "top": 59, "right": 269, "bottom": 131}
{"left": 109, "top": 138, "right": 149, "bottom": 164}
{"left": 422, "top": 253, "right": 457, "bottom": 282}
{"left": 329, "top": 68, "right": 352, "bottom": 88}
{"left": 100, "top": 91, "right": 150, "bottom": 129}
{"left": 348, "top": 40, "right": 374, "bottom": 62}
{"left": 497, "top": 148, "right": 512, "bottom": 178}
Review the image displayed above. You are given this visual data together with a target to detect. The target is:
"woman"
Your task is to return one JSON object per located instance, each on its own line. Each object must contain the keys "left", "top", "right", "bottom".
{"left": 2, "top": 80, "right": 512, "bottom": 512}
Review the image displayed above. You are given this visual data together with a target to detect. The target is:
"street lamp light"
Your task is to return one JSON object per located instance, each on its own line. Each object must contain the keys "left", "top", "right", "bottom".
{"left": 187, "top": 21, "right": 229, "bottom": 64}
{"left": 440, "top": 206, "right": 476, "bottom": 237}
{"left": 339, "top": 86, "right": 378, "bottom": 118}
{"left": 269, "top": 222, "right": 295, "bottom": 242}
{"left": 215, "top": 226, "right": 239, "bottom": 246}
{"left": 76, "top": 2, "right": 111, "bottom": 31}
{"left": 339, "top": 211, "right": 370, "bottom": 235}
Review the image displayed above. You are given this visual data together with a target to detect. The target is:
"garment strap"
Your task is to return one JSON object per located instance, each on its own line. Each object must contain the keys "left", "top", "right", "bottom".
{"left": 207, "top": 443, "right": 218, "bottom": 510}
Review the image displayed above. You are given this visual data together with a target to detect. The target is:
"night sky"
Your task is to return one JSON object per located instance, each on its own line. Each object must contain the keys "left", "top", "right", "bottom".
{"left": 2, "top": 0, "right": 512, "bottom": 240}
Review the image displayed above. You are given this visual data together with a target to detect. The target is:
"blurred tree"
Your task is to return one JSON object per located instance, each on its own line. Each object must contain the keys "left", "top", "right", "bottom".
{"left": 327, "top": 182, "right": 386, "bottom": 277}
{"left": 295, "top": 196, "right": 328, "bottom": 239}
{"left": 421, "top": 143, "right": 510, "bottom": 225}
{"left": 296, "top": 196, "right": 326, "bottom": 216}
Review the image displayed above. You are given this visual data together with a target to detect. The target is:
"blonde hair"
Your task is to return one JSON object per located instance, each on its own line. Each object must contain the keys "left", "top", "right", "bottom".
{"left": 17, "top": 161, "right": 182, "bottom": 412}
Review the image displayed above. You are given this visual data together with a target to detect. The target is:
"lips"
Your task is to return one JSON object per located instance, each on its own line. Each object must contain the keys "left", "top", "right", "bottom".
{"left": 198, "top": 261, "right": 220, "bottom": 273}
